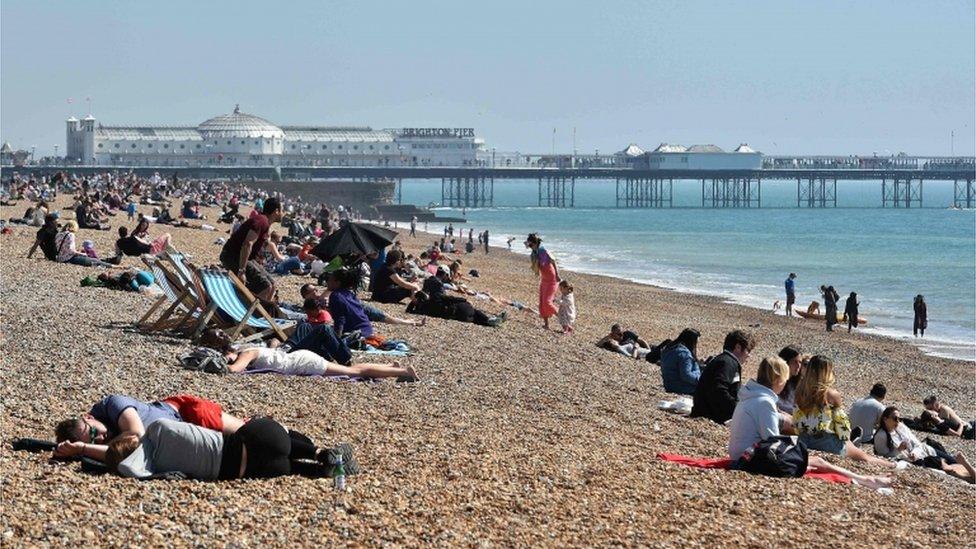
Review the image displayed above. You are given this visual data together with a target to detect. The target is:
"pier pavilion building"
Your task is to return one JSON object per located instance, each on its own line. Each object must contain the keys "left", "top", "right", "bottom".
{"left": 65, "top": 105, "right": 487, "bottom": 168}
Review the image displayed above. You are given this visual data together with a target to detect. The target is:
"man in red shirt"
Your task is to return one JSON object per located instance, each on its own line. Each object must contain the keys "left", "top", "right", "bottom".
{"left": 219, "top": 197, "right": 283, "bottom": 302}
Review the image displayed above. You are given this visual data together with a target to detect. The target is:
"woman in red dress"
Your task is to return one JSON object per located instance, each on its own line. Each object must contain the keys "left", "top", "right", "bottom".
{"left": 525, "top": 233, "right": 560, "bottom": 329}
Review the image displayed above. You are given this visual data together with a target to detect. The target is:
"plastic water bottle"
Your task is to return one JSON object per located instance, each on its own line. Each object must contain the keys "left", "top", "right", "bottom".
{"left": 333, "top": 454, "right": 346, "bottom": 491}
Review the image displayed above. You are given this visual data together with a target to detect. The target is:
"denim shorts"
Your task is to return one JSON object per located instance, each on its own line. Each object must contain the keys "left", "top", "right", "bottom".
{"left": 799, "top": 432, "right": 847, "bottom": 456}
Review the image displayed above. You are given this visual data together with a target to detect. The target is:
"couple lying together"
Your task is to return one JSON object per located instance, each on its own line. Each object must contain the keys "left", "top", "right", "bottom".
{"left": 51, "top": 393, "right": 357, "bottom": 481}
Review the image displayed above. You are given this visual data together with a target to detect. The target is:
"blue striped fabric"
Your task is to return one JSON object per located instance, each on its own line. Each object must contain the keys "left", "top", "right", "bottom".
{"left": 150, "top": 263, "right": 199, "bottom": 318}
{"left": 199, "top": 270, "right": 289, "bottom": 329}
{"left": 168, "top": 253, "right": 199, "bottom": 300}
{"left": 150, "top": 264, "right": 180, "bottom": 303}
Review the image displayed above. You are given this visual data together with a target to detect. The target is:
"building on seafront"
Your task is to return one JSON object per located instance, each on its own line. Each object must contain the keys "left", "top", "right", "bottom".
{"left": 64, "top": 105, "right": 488, "bottom": 168}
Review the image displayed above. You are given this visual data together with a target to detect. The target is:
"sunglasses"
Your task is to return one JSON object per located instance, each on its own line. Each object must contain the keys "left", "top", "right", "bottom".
{"left": 80, "top": 417, "right": 98, "bottom": 443}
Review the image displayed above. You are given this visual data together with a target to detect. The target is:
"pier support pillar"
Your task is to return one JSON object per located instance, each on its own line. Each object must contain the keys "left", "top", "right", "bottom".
{"left": 796, "top": 177, "right": 837, "bottom": 207}
{"left": 441, "top": 176, "right": 493, "bottom": 208}
{"left": 615, "top": 177, "right": 673, "bottom": 208}
{"left": 395, "top": 178, "right": 402, "bottom": 204}
{"left": 954, "top": 179, "right": 974, "bottom": 209}
{"left": 538, "top": 176, "right": 575, "bottom": 207}
{"left": 701, "top": 177, "right": 761, "bottom": 208}
{"left": 882, "top": 177, "right": 923, "bottom": 208}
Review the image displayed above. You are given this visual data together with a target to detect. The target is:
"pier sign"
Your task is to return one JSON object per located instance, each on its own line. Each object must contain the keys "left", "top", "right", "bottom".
{"left": 399, "top": 128, "right": 474, "bottom": 138}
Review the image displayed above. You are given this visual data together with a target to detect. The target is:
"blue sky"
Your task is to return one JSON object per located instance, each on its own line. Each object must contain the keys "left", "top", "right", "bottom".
{"left": 2, "top": 0, "right": 974, "bottom": 156}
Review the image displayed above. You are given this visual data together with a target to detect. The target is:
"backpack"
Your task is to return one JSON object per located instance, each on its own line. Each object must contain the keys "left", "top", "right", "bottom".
{"left": 645, "top": 339, "right": 672, "bottom": 365}
{"left": 178, "top": 347, "right": 228, "bottom": 374}
{"left": 738, "top": 436, "right": 808, "bottom": 478}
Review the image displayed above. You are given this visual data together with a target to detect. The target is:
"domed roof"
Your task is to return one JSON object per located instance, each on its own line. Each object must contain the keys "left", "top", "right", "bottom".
{"left": 198, "top": 105, "right": 283, "bottom": 139}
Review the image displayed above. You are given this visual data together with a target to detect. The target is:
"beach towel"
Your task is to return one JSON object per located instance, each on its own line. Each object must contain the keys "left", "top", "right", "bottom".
{"left": 354, "top": 346, "right": 410, "bottom": 357}
{"left": 657, "top": 453, "right": 850, "bottom": 484}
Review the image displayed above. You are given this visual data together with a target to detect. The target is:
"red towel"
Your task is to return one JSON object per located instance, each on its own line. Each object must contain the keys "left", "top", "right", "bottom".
{"left": 657, "top": 453, "right": 850, "bottom": 484}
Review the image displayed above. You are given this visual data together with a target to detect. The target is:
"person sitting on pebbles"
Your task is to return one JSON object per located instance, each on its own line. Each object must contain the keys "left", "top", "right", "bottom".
{"left": 53, "top": 393, "right": 248, "bottom": 461}
{"left": 105, "top": 417, "right": 357, "bottom": 481}
{"left": 872, "top": 406, "right": 975, "bottom": 483}
{"left": 727, "top": 356, "right": 895, "bottom": 489}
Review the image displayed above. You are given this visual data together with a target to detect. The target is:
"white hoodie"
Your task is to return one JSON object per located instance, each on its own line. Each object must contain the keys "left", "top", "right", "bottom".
{"left": 728, "top": 379, "right": 781, "bottom": 460}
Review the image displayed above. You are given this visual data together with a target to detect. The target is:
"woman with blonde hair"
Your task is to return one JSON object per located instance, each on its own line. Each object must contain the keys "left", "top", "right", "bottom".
{"left": 793, "top": 355, "right": 898, "bottom": 468}
{"left": 525, "top": 233, "right": 560, "bottom": 329}
{"left": 54, "top": 220, "right": 114, "bottom": 267}
{"left": 727, "top": 356, "right": 893, "bottom": 488}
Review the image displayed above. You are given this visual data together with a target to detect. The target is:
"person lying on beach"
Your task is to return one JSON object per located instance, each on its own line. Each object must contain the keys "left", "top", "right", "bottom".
{"left": 52, "top": 394, "right": 246, "bottom": 462}
{"left": 597, "top": 324, "right": 650, "bottom": 358}
{"left": 202, "top": 326, "right": 352, "bottom": 368}
{"left": 916, "top": 410, "right": 974, "bottom": 439}
{"left": 792, "top": 355, "right": 900, "bottom": 470}
{"left": 921, "top": 395, "right": 972, "bottom": 438}
{"left": 727, "top": 356, "right": 893, "bottom": 489}
{"left": 873, "top": 406, "right": 974, "bottom": 483}
{"left": 691, "top": 330, "right": 755, "bottom": 424}
{"left": 659, "top": 328, "right": 702, "bottom": 396}
{"left": 221, "top": 344, "right": 418, "bottom": 380}
{"left": 105, "top": 417, "right": 357, "bottom": 481}
{"left": 405, "top": 268, "right": 507, "bottom": 328}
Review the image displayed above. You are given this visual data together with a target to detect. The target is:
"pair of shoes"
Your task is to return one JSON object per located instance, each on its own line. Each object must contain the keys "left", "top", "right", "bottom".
{"left": 487, "top": 310, "right": 508, "bottom": 327}
{"left": 317, "top": 443, "right": 361, "bottom": 476}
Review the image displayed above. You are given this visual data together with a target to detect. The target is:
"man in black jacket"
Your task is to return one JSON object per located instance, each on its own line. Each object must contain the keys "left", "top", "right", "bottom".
{"left": 690, "top": 329, "right": 756, "bottom": 424}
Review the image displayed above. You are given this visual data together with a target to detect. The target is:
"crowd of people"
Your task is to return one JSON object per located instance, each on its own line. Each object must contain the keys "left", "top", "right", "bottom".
{"left": 9, "top": 170, "right": 589, "bottom": 482}
{"left": 7, "top": 170, "right": 970, "bottom": 493}
{"left": 642, "top": 326, "right": 975, "bottom": 485}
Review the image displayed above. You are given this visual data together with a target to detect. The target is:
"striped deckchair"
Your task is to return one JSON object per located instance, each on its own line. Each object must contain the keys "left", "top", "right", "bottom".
{"left": 191, "top": 268, "right": 294, "bottom": 343}
{"left": 162, "top": 252, "right": 200, "bottom": 301}
{"left": 137, "top": 256, "right": 200, "bottom": 332}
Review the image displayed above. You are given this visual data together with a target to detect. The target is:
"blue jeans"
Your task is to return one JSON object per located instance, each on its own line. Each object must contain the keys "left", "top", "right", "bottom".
{"left": 363, "top": 303, "right": 387, "bottom": 322}
{"left": 274, "top": 256, "right": 305, "bottom": 275}
{"left": 67, "top": 254, "right": 111, "bottom": 268}
{"left": 285, "top": 322, "right": 352, "bottom": 365}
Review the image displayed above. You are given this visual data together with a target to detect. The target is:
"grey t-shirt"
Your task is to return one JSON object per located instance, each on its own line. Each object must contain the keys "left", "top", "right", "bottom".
{"left": 118, "top": 419, "right": 223, "bottom": 480}
{"left": 848, "top": 396, "right": 885, "bottom": 444}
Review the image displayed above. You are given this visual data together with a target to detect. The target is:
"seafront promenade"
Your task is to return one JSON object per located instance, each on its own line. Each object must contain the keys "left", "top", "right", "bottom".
{"left": 1, "top": 196, "right": 973, "bottom": 546}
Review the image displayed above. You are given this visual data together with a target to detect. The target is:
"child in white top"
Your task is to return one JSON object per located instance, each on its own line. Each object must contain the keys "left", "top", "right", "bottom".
{"left": 556, "top": 280, "right": 576, "bottom": 333}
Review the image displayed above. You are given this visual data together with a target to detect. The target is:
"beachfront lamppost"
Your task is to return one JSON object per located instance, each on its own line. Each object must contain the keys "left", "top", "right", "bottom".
{"left": 491, "top": 147, "right": 496, "bottom": 168}
{"left": 30, "top": 145, "right": 36, "bottom": 164}
{"left": 53, "top": 145, "right": 59, "bottom": 166}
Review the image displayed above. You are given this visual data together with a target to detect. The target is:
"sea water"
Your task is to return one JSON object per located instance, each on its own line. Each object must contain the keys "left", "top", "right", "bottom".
{"left": 399, "top": 178, "right": 976, "bottom": 362}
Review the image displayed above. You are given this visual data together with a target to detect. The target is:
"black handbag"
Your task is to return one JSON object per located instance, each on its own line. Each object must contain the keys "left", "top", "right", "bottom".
{"left": 739, "top": 435, "right": 809, "bottom": 478}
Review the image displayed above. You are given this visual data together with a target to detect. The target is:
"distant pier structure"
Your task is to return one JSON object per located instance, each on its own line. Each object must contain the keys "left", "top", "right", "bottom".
{"left": 13, "top": 154, "right": 975, "bottom": 209}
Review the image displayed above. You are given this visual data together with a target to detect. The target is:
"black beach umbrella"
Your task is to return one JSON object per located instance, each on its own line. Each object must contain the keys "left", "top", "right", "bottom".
{"left": 311, "top": 222, "right": 398, "bottom": 261}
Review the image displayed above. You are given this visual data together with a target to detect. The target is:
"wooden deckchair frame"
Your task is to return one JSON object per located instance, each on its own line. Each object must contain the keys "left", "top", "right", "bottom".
{"left": 190, "top": 268, "right": 292, "bottom": 343}
{"left": 137, "top": 256, "right": 200, "bottom": 333}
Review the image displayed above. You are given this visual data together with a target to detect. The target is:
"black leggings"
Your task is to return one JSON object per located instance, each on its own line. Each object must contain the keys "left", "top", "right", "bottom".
{"left": 455, "top": 302, "right": 491, "bottom": 326}
{"left": 373, "top": 286, "right": 412, "bottom": 304}
{"left": 218, "top": 417, "right": 327, "bottom": 479}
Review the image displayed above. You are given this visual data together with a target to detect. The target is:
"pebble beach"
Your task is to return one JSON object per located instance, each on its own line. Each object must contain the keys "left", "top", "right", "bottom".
{"left": 1, "top": 198, "right": 974, "bottom": 547}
